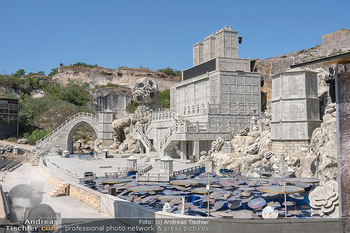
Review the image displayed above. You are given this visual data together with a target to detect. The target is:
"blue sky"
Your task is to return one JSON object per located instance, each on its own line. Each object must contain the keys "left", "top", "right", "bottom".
{"left": 0, "top": 0, "right": 349, "bottom": 75}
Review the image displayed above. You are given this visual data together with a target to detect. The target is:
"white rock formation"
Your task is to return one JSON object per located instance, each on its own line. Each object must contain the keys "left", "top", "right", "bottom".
{"left": 17, "top": 138, "right": 28, "bottom": 144}
{"left": 30, "top": 89, "right": 45, "bottom": 98}
{"left": 262, "top": 206, "right": 279, "bottom": 219}
{"left": 109, "top": 114, "right": 151, "bottom": 154}
{"left": 211, "top": 125, "right": 273, "bottom": 176}
{"left": 309, "top": 180, "right": 339, "bottom": 217}
{"left": 211, "top": 102, "right": 337, "bottom": 182}
{"left": 295, "top": 103, "right": 337, "bottom": 184}
{"left": 211, "top": 137, "right": 224, "bottom": 153}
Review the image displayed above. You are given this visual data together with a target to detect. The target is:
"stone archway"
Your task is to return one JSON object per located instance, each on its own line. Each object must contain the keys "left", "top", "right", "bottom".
{"left": 65, "top": 120, "right": 99, "bottom": 153}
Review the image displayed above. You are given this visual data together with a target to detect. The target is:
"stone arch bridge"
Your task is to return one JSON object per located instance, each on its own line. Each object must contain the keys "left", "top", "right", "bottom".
{"left": 36, "top": 112, "right": 114, "bottom": 153}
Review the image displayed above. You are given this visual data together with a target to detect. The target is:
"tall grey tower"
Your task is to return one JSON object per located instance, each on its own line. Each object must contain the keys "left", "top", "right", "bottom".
{"left": 193, "top": 26, "right": 239, "bottom": 66}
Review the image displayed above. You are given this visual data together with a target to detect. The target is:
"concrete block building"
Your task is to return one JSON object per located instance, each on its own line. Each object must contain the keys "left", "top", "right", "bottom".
{"left": 133, "top": 26, "right": 261, "bottom": 160}
{"left": 271, "top": 69, "right": 321, "bottom": 154}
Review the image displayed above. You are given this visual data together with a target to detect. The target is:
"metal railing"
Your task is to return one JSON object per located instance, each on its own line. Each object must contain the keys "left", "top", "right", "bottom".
{"left": 158, "top": 110, "right": 185, "bottom": 151}
{"left": 159, "top": 122, "right": 182, "bottom": 151}
{"left": 151, "top": 109, "right": 184, "bottom": 124}
{"left": 137, "top": 172, "right": 170, "bottom": 182}
{"left": 133, "top": 126, "right": 154, "bottom": 151}
{"left": 36, "top": 112, "right": 98, "bottom": 146}
{"left": 104, "top": 168, "right": 127, "bottom": 177}
{"left": 171, "top": 164, "right": 204, "bottom": 177}
{"left": 138, "top": 164, "right": 152, "bottom": 174}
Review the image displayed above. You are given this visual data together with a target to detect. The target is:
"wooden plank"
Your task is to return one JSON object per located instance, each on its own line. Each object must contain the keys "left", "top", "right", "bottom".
{"left": 323, "top": 57, "right": 350, "bottom": 65}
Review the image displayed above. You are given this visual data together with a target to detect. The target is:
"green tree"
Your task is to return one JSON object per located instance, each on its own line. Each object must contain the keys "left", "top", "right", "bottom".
{"left": 19, "top": 96, "right": 57, "bottom": 133}
{"left": 12, "top": 69, "right": 25, "bottom": 78}
{"left": 0, "top": 74, "right": 16, "bottom": 88}
{"left": 28, "top": 71, "right": 45, "bottom": 76}
{"left": 72, "top": 62, "right": 98, "bottom": 68}
{"left": 58, "top": 80, "right": 93, "bottom": 106}
{"left": 159, "top": 89, "right": 170, "bottom": 108}
{"left": 27, "top": 128, "right": 48, "bottom": 144}
{"left": 48, "top": 68, "right": 58, "bottom": 76}
{"left": 157, "top": 67, "right": 181, "bottom": 77}
{"left": 44, "top": 82, "right": 62, "bottom": 96}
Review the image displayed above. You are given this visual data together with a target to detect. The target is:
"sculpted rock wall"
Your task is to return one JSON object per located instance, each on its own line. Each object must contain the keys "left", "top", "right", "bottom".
{"left": 108, "top": 114, "right": 150, "bottom": 154}
{"left": 211, "top": 126, "right": 273, "bottom": 177}
{"left": 105, "top": 77, "right": 162, "bottom": 154}
{"left": 211, "top": 103, "right": 337, "bottom": 183}
{"left": 299, "top": 104, "right": 337, "bottom": 184}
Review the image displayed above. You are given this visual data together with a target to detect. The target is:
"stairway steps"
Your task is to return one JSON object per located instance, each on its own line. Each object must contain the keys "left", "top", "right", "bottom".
{"left": 48, "top": 182, "right": 70, "bottom": 198}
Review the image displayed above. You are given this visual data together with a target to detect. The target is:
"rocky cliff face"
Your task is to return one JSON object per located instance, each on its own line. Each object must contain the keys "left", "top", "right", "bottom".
{"left": 52, "top": 66, "right": 181, "bottom": 92}
{"left": 53, "top": 66, "right": 180, "bottom": 114}
{"left": 89, "top": 86, "right": 132, "bottom": 114}
{"left": 256, "top": 29, "right": 350, "bottom": 108}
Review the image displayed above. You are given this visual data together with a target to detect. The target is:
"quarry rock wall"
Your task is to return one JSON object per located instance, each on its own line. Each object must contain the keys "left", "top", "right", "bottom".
{"left": 89, "top": 87, "right": 133, "bottom": 114}
{"left": 53, "top": 66, "right": 180, "bottom": 114}
{"left": 53, "top": 66, "right": 180, "bottom": 92}
{"left": 256, "top": 29, "right": 350, "bottom": 109}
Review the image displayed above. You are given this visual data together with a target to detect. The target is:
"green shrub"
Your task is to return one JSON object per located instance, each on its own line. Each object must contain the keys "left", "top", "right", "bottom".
{"left": 58, "top": 81, "right": 93, "bottom": 106}
{"left": 157, "top": 67, "right": 181, "bottom": 77}
{"left": 6, "top": 137, "right": 18, "bottom": 142}
{"left": 125, "top": 89, "right": 170, "bottom": 112}
{"left": 0, "top": 89, "right": 18, "bottom": 99}
{"left": 159, "top": 89, "right": 170, "bottom": 108}
{"left": 106, "top": 83, "right": 119, "bottom": 88}
{"left": 44, "top": 80, "right": 93, "bottom": 106}
{"left": 19, "top": 95, "right": 93, "bottom": 135}
{"left": 0, "top": 75, "right": 16, "bottom": 88}
{"left": 19, "top": 96, "right": 59, "bottom": 133}
{"left": 48, "top": 68, "right": 58, "bottom": 76}
{"left": 44, "top": 82, "right": 61, "bottom": 96}
{"left": 72, "top": 62, "right": 98, "bottom": 68}
{"left": 126, "top": 101, "right": 139, "bottom": 113}
{"left": 0, "top": 73, "right": 47, "bottom": 95}
{"left": 26, "top": 129, "right": 48, "bottom": 144}
{"left": 12, "top": 69, "right": 25, "bottom": 78}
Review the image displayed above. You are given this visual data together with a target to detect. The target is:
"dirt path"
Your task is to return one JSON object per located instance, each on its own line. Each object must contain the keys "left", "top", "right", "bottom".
{"left": 0, "top": 140, "right": 36, "bottom": 151}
